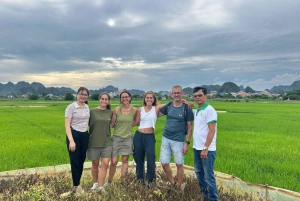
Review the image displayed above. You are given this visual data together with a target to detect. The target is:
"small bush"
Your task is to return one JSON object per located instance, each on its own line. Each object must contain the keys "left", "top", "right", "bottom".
{"left": 64, "top": 92, "right": 74, "bottom": 101}
{"left": 28, "top": 94, "right": 39, "bottom": 100}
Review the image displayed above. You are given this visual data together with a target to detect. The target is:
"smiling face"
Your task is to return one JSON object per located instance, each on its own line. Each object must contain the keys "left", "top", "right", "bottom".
{"left": 99, "top": 93, "right": 110, "bottom": 108}
{"left": 171, "top": 86, "right": 183, "bottom": 102}
{"left": 120, "top": 91, "right": 131, "bottom": 105}
{"left": 143, "top": 92, "right": 157, "bottom": 106}
{"left": 76, "top": 89, "right": 89, "bottom": 103}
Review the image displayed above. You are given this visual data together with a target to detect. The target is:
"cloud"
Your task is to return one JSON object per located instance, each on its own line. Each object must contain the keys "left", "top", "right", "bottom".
{"left": 164, "top": 1, "right": 233, "bottom": 29}
{"left": 0, "top": 0, "right": 300, "bottom": 92}
{"left": 244, "top": 72, "right": 300, "bottom": 90}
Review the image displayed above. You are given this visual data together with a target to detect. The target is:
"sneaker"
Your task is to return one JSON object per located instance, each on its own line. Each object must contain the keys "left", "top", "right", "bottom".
{"left": 91, "top": 182, "right": 98, "bottom": 190}
{"left": 97, "top": 186, "right": 107, "bottom": 194}
{"left": 74, "top": 185, "right": 84, "bottom": 195}
{"left": 165, "top": 181, "right": 178, "bottom": 190}
{"left": 103, "top": 180, "right": 111, "bottom": 187}
{"left": 60, "top": 186, "right": 83, "bottom": 198}
{"left": 181, "top": 182, "right": 186, "bottom": 191}
{"left": 60, "top": 191, "right": 72, "bottom": 198}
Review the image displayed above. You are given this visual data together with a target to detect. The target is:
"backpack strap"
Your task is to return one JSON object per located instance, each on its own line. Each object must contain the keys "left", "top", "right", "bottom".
{"left": 183, "top": 103, "right": 188, "bottom": 122}
{"left": 166, "top": 101, "right": 172, "bottom": 114}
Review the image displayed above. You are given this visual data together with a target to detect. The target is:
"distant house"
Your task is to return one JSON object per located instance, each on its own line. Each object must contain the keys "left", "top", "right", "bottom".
{"left": 115, "top": 90, "right": 123, "bottom": 96}
{"left": 230, "top": 92, "right": 237, "bottom": 97}
{"left": 259, "top": 90, "right": 272, "bottom": 97}
{"left": 109, "top": 92, "right": 115, "bottom": 98}
{"left": 207, "top": 91, "right": 217, "bottom": 98}
{"left": 237, "top": 90, "right": 250, "bottom": 98}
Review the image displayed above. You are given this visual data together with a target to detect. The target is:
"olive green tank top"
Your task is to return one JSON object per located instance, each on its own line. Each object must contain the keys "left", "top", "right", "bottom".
{"left": 113, "top": 106, "right": 134, "bottom": 138}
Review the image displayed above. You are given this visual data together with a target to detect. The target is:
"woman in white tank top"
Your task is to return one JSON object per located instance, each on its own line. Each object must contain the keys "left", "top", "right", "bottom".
{"left": 132, "top": 91, "right": 165, "bottom": 184}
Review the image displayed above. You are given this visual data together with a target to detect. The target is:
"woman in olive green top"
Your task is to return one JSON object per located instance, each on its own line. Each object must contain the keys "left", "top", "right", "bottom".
{"left": 87, "top": 93, "right": 113, "bottom": 192}
{"left": 108, "top": 91, "right": 137, "bottom": 183}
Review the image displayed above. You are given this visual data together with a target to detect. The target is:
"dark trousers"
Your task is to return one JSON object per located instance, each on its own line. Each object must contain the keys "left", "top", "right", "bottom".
{"left": 133, "top": 130, "right": 156, "bottom": 183}
{"left": 66, "top": 129, "right": 89, "bottom": 186}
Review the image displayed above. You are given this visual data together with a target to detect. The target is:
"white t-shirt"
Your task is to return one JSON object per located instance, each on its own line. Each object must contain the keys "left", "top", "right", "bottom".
{"left": 193, "top": 103, "right": 217, "bottom": 151}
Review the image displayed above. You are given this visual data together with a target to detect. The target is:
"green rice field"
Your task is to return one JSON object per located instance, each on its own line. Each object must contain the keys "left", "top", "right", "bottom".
{"left": 0, "top": 100, "right": 299, "bottom": 192}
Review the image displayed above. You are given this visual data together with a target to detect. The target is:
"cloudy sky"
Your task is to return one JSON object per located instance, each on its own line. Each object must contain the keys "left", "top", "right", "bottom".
{"left": 1, "top": 0, "right": 300, "bottom": 92}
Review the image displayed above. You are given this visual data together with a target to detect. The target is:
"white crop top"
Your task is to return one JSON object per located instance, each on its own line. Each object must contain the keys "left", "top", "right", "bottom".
{"left": 138, "top": 106, "right": 157, "bottom": 129}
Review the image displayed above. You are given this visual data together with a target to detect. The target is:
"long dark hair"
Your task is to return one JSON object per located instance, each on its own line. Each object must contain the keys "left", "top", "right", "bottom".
{"left": 77, "top": 87, "right": 89, "bottom": 105}
{"left": 143, "top": 91, "right": 157, "bottom": 106}
{"left": 99, "top": 92, "right": 111, "bottom": 109}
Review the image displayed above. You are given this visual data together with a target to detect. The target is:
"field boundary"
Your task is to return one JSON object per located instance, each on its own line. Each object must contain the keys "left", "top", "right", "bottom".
{"left": 0, "top": 162, "right": 299, "bottom": 201}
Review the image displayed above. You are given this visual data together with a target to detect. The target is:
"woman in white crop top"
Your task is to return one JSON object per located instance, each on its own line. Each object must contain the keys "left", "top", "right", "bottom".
{"left": 132, "top": 91, "right": 165, "bottom": 183}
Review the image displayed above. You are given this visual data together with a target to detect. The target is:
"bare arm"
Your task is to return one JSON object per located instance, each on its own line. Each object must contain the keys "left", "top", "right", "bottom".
{"left": 182, "top": 121, "right": 193, "bottom": 154}
{"left": 65, "top": 117, "right": 76, "bottom": 152}
{"left": 201, "top": 122, "right": 216, "bottom": 158}
{"left": 132, "top": 107, "right": 141, "bottom": 126}
{"left": 186, "top": 121, "right": 193, "bottom": 143}
{"left": 156, "top": 104, "right": 165, "bottom": 117}
{"left": 110, "top": 107, "right": 118, "bottom": 128}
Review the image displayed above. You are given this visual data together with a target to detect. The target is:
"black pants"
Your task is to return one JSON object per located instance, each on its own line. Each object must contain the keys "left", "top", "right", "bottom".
{"left": 133, "top": 130, "right": 156, "bottom": 183}
{"left": 66, "top": 129, "right": 89, "bottom": 186}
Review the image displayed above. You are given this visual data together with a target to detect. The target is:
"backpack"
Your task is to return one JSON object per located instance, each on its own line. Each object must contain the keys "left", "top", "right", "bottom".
{"left": 166, "top": 102, "right": 189, "bottom": 135}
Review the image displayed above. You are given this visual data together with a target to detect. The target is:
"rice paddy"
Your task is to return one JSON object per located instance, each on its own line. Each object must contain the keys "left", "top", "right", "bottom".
{"left": 0, "top": 100, "right": 299, "bottom": 192}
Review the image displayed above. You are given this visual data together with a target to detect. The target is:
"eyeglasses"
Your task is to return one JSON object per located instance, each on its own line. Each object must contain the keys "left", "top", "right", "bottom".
{"left": 121, "top": 96, "right": 129, "bottom": 99}
{"left": 193, "top": 94, "right": 204, "bottom": 98}
{"left": 79, "top": 93, "right": 88, "bottom": 97}
{"left": 172, "top": 92, "right": 182, "bottom": 95}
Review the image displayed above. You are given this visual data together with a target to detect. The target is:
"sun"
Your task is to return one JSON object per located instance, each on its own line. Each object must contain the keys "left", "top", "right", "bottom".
{"left": 107, "top": 18, "right": 115, "bottom": 27}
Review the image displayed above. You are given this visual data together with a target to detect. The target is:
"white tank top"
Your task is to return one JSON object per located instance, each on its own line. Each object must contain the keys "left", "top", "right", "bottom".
{"left": 138, "top": 106, "right": 157, "bottom": 129}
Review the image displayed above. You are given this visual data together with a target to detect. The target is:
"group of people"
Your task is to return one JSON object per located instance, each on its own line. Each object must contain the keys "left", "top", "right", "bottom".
{"left": 64, "top": 85, "right": 218, "bottom": 201}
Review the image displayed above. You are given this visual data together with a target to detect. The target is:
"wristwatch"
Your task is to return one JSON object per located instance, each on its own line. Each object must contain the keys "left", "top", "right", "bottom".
{"left": 203, "top": 146, "right": 208, "bottom": 150}
{"left": 185, "top": 141, "right": 190, "bottom": 145}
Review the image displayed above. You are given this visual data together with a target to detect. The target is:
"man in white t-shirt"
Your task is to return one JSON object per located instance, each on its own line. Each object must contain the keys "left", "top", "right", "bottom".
{"left": 192, "top": 86, "right": 218, "bottom": 201}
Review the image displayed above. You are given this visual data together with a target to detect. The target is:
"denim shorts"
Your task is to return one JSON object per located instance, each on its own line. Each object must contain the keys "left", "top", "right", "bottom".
{"left": 87, "top": 146, "right": 112, "bottom": 160}
{"left": 159, "top": 136, "right": 184, "bottom": 165}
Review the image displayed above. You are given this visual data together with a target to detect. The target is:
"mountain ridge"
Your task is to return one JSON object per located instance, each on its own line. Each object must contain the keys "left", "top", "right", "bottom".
{"left": 1, "top": 80, "right": 300, "bottom": 96}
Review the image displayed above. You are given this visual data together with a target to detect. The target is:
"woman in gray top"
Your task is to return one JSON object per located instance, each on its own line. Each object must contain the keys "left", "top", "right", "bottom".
{"left": 63, "top": 87, "right": 90, "bottom": 196}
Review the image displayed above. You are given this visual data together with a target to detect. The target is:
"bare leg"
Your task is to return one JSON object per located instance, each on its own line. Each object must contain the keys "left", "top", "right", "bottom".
{"left": 176, "top": 164, "right": 184, "bottom": 187}
{"left": 91, "top": 160, "right": 99, "bottom": 183}
{"left": 108, "top": 156, "right": 118, "bottom": 181}
{"left": 121, "top": 155, "right": 129, "bottom": 177}
{"left": 161, "top": 163, "right": 175, "bottom": 184}
{"left": 98, "top": 158, "right": 110, "bottom": 186}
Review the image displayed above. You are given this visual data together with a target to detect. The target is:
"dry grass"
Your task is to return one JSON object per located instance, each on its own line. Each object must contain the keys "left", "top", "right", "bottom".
{"left": 0, "top": 170, "right": 263, "bottom": 201}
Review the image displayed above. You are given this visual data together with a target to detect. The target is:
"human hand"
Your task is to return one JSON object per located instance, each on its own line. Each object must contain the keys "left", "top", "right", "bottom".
{"left": 200, "top": 150, "right": 208, "bottom": 159}
{"left": 182, "top": 99, "right": 188, "bottom": 104}
{"left": 187, "top": 103, "right": 194, "bottom": 109}
{"left": 182, "top": 143, "right": 188, "bottom": 155}
{"left": 69, "top": 141, "right": 76, "bottom": 152}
